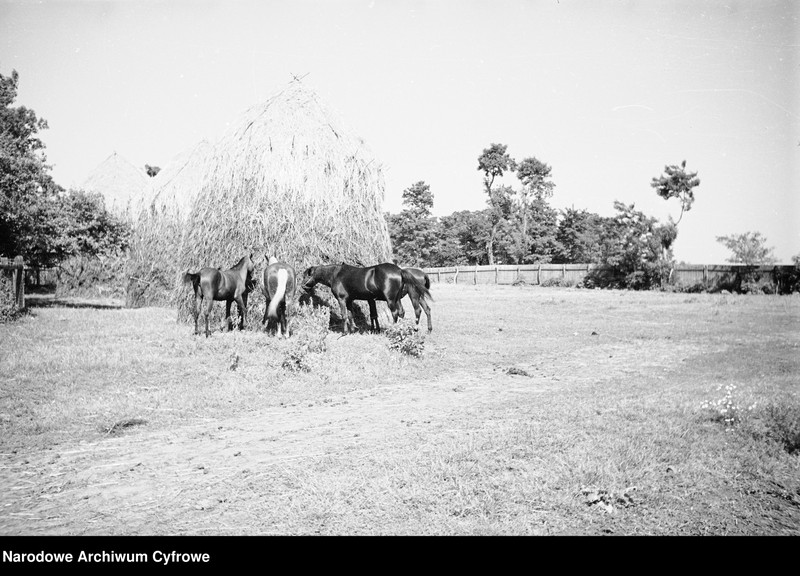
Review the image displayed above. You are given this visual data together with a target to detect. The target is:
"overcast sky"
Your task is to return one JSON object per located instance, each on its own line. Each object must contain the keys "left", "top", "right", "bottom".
{"left": 2, "top": 0, "right": 798, "bottom": 263}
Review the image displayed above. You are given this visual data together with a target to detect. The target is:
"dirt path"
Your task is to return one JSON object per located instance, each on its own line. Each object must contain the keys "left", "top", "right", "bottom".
{"left": 0, "top": 361, "right": 550, "bottom": 535}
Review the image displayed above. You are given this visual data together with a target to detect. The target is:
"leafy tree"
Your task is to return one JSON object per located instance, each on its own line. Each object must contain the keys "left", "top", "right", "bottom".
{"left": 0, "top": 69, "right": 64, "bottom": 266}
{"left": 511, "top": 157, "right": 555, "bottom": 264}
{"left": 716, "top": 232, "right": 777, "bottom": 266}
{"left": 401, "top": 180, "right": 433, "bottom": 217}
{"left": 477, "top": 144, "right": 516, "bottom": 265}
{"left": 145, "top": 164, "right": 161, "bottom": 178}
{"left": 436, "top": 210, "right": 491, "bottom": 265}
{"left": 593, "top": 202, "right": 675, "bottom": 289}
{"left": 387, "top": 181, "right": 438, "bottom": 267}
{"left": 650, "top": 160, "right": 700, "bottom": 225}
{"left": 50, "top": 189, "right": 130, "bottom": 260}
{"left": 554, "top": 208, "right": 605, "bottom": 264}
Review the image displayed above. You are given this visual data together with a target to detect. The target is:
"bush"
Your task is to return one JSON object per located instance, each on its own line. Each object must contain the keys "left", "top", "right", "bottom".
{"left": 385, "top": 321, "right": 425, "bottom": 357}
{"left": 280, "top": 303, "right": 330, "bottom": 372}
{"left": 540, "top": 277, "right": 575, "bottom": 288}
{"left": 748, "top": 399, "right": 800, "bottom": 455}
{"left": 0, "top": 273, "right": 22, "bottom": 323}
{"left": 56, "top": 253, "right": 127, "bottom": 299}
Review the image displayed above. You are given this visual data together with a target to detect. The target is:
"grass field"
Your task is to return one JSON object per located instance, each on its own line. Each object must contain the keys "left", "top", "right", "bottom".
{"left": 1, "top": 284, "right": 798, "bottom": 535}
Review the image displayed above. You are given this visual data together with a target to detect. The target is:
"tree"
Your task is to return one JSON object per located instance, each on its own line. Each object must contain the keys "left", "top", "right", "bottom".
{"left": 401, "top": 180, "right": 433, "bottom": 217}
{"left": 553, "top": 208, "right": 605, "bottom": 263}
{"left": 387, "top": 181, "right": 438, "bottom": 267}
{"left": 50, "top": 189, "right": 130, "bottom": 261}
{"left": 512, "top": 156, "right": 555, "bottom": 264}
{"left": 650, "top": 160, "right": 700, "bottom": 225}
{"left": 0, "top": 69, "right": 64, "bottom": 266}
{"left": 477, "top": 144, "right": 516, "bottom": 265}
{"left": 716, "top": 232, "right": 777, "bottom": 266}
{"left": 593, "top": 202, "right": 675, "bottom": 289}
{"left": 145, "top": 164, "right": 161, "bottom": 178}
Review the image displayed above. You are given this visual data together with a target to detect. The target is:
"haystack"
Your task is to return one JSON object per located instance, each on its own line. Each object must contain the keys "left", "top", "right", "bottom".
{"left": 81, "top": 152, "right": 149, "bottom": 217}
{"left": 142, "top": 139, "right": 213, "bottom": 214}
{"left": 175, "top": 80, "right": 393, "bottom": 327}
{"left": 125, "top": 140, "right": 213, "bottom": 307}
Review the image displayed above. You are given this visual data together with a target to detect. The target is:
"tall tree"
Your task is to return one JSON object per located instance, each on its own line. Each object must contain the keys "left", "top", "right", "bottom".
{"left": 716, "top": 232, "right": 777, "bottom": 266}
{"left": 477, "top": 144, "right": 516, "bottom": 264}
{"left": 650, "top": 160, "right": 700, "bottom": 225}
{"left": 0, "top": 69, "right": 64, "bottom": 266}
{"left": 512, "top": 157, "right": 555, "bottom": 264}
{"left": 387, "top": 181, "right": 438, "bottom": 267}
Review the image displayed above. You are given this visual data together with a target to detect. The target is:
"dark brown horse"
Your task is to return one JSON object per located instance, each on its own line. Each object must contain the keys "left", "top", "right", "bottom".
{"left": 262, "top": 256, "right": 296, "bottom": 338}
{"left": 182, "top": 253, "right": 256, "bottom": 337}
{"left": 301, "top": 262, "right": 432, "bottom": 334}
{"left": 398, "top": 267, "right": 432, "bottom": 332}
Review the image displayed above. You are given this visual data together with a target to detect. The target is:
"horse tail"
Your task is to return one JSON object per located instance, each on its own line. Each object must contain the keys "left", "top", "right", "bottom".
{"left": 267, "top": 268, "right": 288, "bottom": 320}
{"left": 400, "top": 268, "right": 433, "bottom": 303}
{"left": 424, "top": 273, "right": 431, "bottom": 290}
{"left": 183, "top": 271, "right": 201, "bottom": 294}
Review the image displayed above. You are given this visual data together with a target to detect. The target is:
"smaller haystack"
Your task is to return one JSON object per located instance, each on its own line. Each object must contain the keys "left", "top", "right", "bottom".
{"left": 81, "top": 152, "right": 149, "bottom": 217}
{"left": 142, "top": 140, "right": 213, "bottom": 215}
{"left": 175, "top": 79, "right": 393, "bottom": 328}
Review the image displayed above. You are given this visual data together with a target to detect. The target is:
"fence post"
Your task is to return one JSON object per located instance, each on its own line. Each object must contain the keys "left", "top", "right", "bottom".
{"left": 495, "top": 265, "right": 498, "bottom": 285}
{"left": 453, "top": 266, "right": 459, "bottom": 284}
{"left": 537, "top": 263, "right": 541, "bottom": 285}
{"left": 562, "top": 263, "right": 566, "bottom": 279}
{"left": 437, "top": 270, "right": 440, "bottom": 283}
{"left": 474, "top": 265, "right": 478, "bottom": 285}
{"left": 12, "top": 255, "right": 25, "bottom": 309}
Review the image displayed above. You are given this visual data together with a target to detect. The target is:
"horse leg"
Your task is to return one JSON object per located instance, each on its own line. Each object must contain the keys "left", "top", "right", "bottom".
{"left": 193, "top": 292, "right": 202, "bottom": 336}
{"left": 368, "top": 299, "right": 380, "bottom": 332}
{"left": 240, "top": 293, "right": 248, "bottom": 330}
{"left": 204, "top": 298, "right": 213, "bottom": 338}
{"left": 410, "top": 295, "right": 432, "bottom": 332}
{"left": 419, "top": 296, "right": 432, "bottom": 333}
{"left": 225, "top": 300, "right": 232, "bottom": 332}
{"left": 235, "top": 295, "right": 246, "bottom": 330}
{"left": 279, "top": 302, "right": 288, "bottom": 338}
{"left": 338, "top": 296, "right": 350, "bottom": 333}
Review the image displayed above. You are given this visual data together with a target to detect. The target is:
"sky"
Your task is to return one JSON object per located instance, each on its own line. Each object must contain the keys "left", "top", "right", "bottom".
{"left": 1, "top": 0, "right": 798, "bottom": 263}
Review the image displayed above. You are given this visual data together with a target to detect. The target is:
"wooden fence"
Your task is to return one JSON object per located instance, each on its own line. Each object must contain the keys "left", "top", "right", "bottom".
{"left": 420, "top": 263, "right": 797, "bottom": 289}
{"left": 0, "top": 256, "right": 26, "bottom": 309}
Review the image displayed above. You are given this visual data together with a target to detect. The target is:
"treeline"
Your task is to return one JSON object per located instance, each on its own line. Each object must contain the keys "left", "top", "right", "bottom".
{"left": 387, "top": 144, "right": 699, "bottom": 290}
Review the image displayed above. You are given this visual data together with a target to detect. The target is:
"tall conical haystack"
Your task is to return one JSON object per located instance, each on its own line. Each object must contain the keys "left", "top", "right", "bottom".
{"left": 175, "top": 80, "right": 393, "bottom": 327}
{"left": 126, "top": 140, "right": 213, "bottom": 308}
{"left": 81, "top": 152, "right": 149, "bottom": 217}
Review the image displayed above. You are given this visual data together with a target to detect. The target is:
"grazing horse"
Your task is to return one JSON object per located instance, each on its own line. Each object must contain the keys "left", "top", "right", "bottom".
{"left": 262, "top": 256, "right": 296, "bottom": 338}
{"left": 397, "top": 267, "right": 433, "bottom": 332}
{"left": 182, "top": 254, "right": 256, "bottom": 337}
{"left": 301, "top": 262, "right": 432, "bottom": 334}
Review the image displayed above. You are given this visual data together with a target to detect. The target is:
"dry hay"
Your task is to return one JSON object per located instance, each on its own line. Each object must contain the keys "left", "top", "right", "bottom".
{"left": 174, "top": 80, "right": 393, "bottom": 328}
{"left": 126, "top": 141, "right": 213, "bottom": 307}
{"left": 81, "top": 152, "right": 149, "bottom": 217}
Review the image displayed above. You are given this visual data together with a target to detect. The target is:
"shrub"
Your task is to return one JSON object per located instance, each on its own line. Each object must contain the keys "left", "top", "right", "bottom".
{"left": 0, "top": 273, "right": 22, "bottom": 323}
{"left": 385, "top": 321, "right": 425, "bottom": 357}
{"left": 748, "top": 399, "right": 800, "bottom": 455}
{"left": 280, "top": 303, "right": 330, "bottom": 372}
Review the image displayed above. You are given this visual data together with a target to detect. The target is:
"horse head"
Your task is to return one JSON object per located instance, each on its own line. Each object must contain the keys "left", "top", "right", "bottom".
{"left": 300, "top": 266, "right": 318, "bottom": 292}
